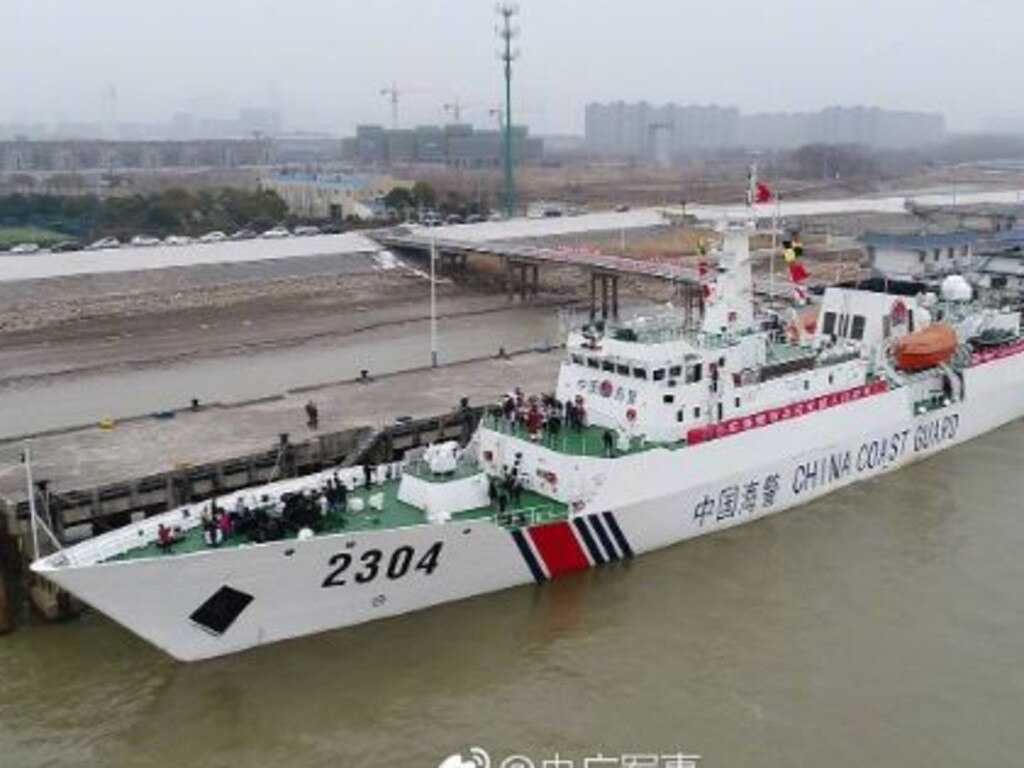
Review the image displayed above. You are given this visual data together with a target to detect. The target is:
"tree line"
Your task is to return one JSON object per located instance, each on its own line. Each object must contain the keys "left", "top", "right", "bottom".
{"left": 0, "top": 188, "right": 291, "bottom": 241}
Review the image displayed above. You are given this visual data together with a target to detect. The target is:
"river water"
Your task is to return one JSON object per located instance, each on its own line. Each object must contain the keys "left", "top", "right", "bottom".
{"left": 2, "top": 415, "right": 1023, "bottom": 767}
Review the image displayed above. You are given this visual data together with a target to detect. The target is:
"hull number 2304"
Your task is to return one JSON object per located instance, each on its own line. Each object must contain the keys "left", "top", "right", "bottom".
{"left": 321, "top": 542, "right": 444, "bottom": 588}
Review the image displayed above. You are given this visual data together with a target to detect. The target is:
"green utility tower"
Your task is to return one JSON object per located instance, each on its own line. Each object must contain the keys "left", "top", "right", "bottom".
{"left": 497, "top": 3, "right": 518, "bottom": 219}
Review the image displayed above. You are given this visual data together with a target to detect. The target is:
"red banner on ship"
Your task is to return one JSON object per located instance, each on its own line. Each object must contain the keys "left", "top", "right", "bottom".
{"left": 686, "top": 380, "right": 889, "bottom": 445}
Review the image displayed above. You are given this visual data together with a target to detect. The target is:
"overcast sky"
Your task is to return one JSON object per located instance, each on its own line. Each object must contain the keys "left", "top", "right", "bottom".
{"left": 5, "top": 0, "right": 1021, "bottom": 134}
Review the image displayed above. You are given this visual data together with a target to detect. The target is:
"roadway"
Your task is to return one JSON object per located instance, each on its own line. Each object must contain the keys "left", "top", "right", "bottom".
{"left": 0, "top": 233, "right": 381, "bottom": 283}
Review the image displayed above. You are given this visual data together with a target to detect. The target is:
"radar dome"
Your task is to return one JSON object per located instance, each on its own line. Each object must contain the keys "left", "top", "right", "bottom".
{"left": 940, "top": 275, "right": 972, "bottom": 302}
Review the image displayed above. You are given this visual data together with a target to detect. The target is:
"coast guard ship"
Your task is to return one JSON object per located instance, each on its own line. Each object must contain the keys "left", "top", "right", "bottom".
{"left": 32, "top": 221, "right": 1024, "bottom": 661}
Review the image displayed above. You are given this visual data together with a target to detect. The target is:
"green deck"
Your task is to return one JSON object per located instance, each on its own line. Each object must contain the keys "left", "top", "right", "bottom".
{"left": 481, "top": 413, "right": 681, "bottom": 457}
{"left": 107, "top": 475, "right": 566, "bottom": 563}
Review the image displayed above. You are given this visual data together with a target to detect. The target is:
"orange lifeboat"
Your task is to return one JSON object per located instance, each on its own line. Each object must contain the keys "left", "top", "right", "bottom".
{"left": 895, "top": 323, "right": 958, "bottom": 371}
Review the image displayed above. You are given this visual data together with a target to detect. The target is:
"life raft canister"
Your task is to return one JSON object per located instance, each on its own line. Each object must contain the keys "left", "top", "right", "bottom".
{"left": 626, "top": 407, "right": 638, "bottom": 422}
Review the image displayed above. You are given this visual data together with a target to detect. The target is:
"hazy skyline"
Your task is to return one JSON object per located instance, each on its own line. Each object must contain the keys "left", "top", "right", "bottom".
{"left": 5, "top": 0, "right": 1021, "bottom": 135}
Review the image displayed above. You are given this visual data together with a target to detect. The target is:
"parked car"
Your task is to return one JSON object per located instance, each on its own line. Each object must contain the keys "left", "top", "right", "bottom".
{"left": 163, "top": 235, "right": 192, "bottom": 246}
{"left": 86, "top": 237, "right": 120, "bottom": 250}
{"left": 444, "top": 214, "right": 465, "bottom": 225}
{"left": 261, "top": 227, "right": 291, "bottom": 239}
{"left": 229, "top": 229, "right": 257, "bottom": 240}
{"left": 199, "top": 231, "right": 227, "bottom": 243}
{"left": 130, "top": 235, "right": 161, "bottom": 247}
{"left": 9, "top": 243, "right": 40, "bottom": 254}
{"left": 293, "top": 225, "right": 320, "bottom": 236}
{"left": 319, "top": 223, "right": 342, "bottom": 234}
{"left": 51, "top": 240, "right": 83, "bottom": 252}
{"left": 466, "top": 214, "right": 485, "bottom": 224}
{"left": 614, "top": 204, "right": 630, "bottom": 212}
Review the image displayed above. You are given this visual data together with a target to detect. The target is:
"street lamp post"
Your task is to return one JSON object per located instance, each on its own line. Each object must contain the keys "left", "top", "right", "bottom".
{"left": 497, "top": 3, "right": 519, "bottom": 219}
{"left": 430, "top": 236, "right": 438, "bottom": 368}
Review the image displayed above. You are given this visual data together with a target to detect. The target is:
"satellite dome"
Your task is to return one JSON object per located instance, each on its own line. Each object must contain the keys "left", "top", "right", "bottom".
{"left": 940, "top": 275, "right": 972, "bottom": 302}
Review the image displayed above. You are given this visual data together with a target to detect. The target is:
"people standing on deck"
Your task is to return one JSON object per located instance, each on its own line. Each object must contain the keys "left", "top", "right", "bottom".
{"left": 570, "top": 395, "right": 586, "bottom": 430}
{"left": 217, "top": 508, "right": 233, "bottom": 539}
{"left": 511, "top": 476, "right": 523, "bottom": 506}
{"left": 547, "top": 407, "right": 562, "bottom": 441}
{"left": 526, "top": 401, "right": 543, "bottom": 441}
{"left": 363, "top": 463, "right": 374, "bottom": 489}
{"left": 502, "top": 395, "right": 516, "bottom": 430}
{"left": 157, "top": 523, "right": 174, "bottom": 552}
{"left": 602, "top": 428, "right": 616, "bottom": 458}
{"left": 488, "top": 477, "right": 498, "bottom": 509}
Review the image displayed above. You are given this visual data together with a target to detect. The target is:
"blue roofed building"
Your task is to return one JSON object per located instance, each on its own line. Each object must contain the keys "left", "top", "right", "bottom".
{"left": 973, "top": 229, "right": 1024, "bottom": 294}
{"left": 861, "top": 231, "right": 977, "bottom": 282}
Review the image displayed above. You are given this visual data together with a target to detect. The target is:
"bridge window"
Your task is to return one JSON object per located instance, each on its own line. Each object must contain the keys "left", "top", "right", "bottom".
{"left": 571, "top": 354, "right": 584, "bottom": 365}
{"left": 587, "top": 358, "right": 600, "bottom": 369}
{"left": 653, "top": 368, "right": 666, "bottom": 382}
{"left": 602, "top": 360, "right": 615, "bottom": 372}
{"left": 669, "top": 365, "right": 682, "bottom": 378}
{"left": 850, "top": 315, "right": 866, "bottom": 341}
{"left": 632, "top": 367, "right": 648, "bottom": 380}
{"left": 685, "top": 364, "right": 702, "bottom": 384}
{"left": 616, "top": 363, "right": 630, "bottom": 375}
{"left": 822, "top": 311, "right": 837, "bottom": 336}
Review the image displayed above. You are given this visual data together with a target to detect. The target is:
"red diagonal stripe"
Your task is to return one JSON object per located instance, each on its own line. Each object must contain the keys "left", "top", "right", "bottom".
{"left": 528, "top": 521, "right": 590, "bottom": 577}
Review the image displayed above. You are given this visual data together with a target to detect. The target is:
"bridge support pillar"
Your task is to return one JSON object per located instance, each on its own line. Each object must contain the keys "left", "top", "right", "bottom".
{"left": 589, "top": 272, "right": 618, "bottom": 321}
{"left": 506, "top": 258, "right": 514, "bottom": 301}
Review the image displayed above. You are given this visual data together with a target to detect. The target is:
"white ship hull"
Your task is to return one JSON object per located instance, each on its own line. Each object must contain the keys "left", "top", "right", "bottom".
{"left": 34, "top": 349, "right": 1024, "bottom": 662}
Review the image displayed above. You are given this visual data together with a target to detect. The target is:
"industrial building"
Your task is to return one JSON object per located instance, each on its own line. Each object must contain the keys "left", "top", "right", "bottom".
{"left": 260, "top": 172, "right": 408, "bottom": 220}
{"left": 0, "top": 138, "right": 275, "bottom": 172}
{"left": 341, "top": 123, "right": 543, "bottom": 167}
{"left": 585, "top": 103, "right": 946, "bottom": 162}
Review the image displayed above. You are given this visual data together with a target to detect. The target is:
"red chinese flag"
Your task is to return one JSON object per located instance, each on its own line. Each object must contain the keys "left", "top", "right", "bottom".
{"left": 788, "top": 261, "right": 809, "bottom": 283}
{"left": 755, "top": 182, "right": 773, "bottom": 204}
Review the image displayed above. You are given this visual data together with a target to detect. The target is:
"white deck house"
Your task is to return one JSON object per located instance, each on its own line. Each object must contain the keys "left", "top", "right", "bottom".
{"left": 861, "top": 231, "right": 977, "bottom": 282}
